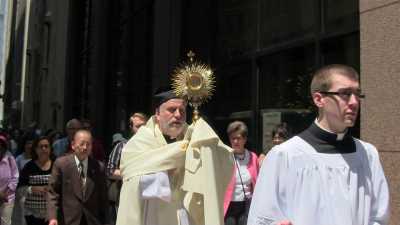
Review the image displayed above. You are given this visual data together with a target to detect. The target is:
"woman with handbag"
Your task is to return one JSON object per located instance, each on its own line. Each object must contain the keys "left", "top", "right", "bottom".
{"left": 17, "top": 136, "right": 54, "bottom": 225}
{"left": 223, "top": 121, "right": 259, "bottom": 225}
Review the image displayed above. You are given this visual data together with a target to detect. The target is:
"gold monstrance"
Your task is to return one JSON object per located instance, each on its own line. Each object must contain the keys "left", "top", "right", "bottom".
{"left": 171, "top": 51, "right": 215, "bottom": 122}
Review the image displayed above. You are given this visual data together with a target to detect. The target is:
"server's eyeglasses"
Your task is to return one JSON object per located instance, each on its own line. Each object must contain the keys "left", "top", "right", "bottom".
{"left": 319, "top": 89, "right": 365, "bottom": 100}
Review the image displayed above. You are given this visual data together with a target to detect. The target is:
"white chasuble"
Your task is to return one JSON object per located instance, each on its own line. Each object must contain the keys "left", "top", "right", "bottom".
{"left": 116, "top": 117, "right": 233, "bottom": 225}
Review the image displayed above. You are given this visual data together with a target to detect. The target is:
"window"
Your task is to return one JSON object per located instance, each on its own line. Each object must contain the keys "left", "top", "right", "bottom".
{"left": 216, "top": 0, "right": 257, "bottom": 60}
{"left": 214, "top": 63, "right": 252, "bottom": 114}
{"left": 324, "top": 0, "right": 359, "bottom": 34}
{"left": 259, "top": 45, "right": 315, "bottom": 109}
{"left": 321, "top": 34, "right": 360, "bottom": 69}
{"left": 211, "top": 0, "right": 360, "bottom": 151}
{"left": 260, "top": 0, "right": 316, "bottom": 47}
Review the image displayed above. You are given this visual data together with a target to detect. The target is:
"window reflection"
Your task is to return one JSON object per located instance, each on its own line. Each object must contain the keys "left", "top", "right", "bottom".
{"left": 260, "top": 0, "right": 316, "bottom": 47}
{"left": 259, "top": 45, "right": 315, "bottom": 109}
{"left": 215, "top": 63, "right": 252, "bottom": 113}
{"left": 216, "top": 0, "right": 257, "bottom": 60}
{"left": 321, "top": 34, "right": 360, "bottom": 69}
{"left": 324, "top": 0, "right": 359, "bottom": 33}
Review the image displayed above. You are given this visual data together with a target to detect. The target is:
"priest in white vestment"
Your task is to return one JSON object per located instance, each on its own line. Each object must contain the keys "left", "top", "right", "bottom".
{"left": 247, "top": 64, "right": 390, "bottom": 225}
{"left": 116, "top": 89, "right": 233, "bottom": 225}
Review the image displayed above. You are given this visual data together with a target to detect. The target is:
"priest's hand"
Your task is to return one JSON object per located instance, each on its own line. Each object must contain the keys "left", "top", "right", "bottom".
{"left": 276, "top": 220, "right": 293, "bottom": 225}
{"left": 48, "top": 219, "right": 58, "bottom": 225}
{"left": 168, "top": 168, "right": 180, "bottom": 177}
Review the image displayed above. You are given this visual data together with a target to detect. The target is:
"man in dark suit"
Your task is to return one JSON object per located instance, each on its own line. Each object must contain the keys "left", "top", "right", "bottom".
{"left": 47, "top": 129, "right": 109, "bottom": 225}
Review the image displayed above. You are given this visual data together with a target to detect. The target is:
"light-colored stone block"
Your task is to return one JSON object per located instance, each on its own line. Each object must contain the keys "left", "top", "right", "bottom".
{"left": 360, "top": 2, "right": 400, "bottom": 224}
{"left": 360, "top": 2, "right": 400, "bottom": 152}
{"left": 360, "top": 0, "right": 400, "bottom": 13}
{"left": 380, "top": 151, "right": 400, "bottom": 224}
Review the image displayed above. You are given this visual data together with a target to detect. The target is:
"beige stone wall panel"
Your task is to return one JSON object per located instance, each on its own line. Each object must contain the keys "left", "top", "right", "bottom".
{"left": 360, "top": 2, "right": 400, "bottom": 151}
{"left": 380, "top": 152, "right": 400, "bottom": 224}
{"left": 360, "top": 0, "right": 400, "bottom": 13}
{"left": 360, "top": 2, "right": 400, "bottom": 224}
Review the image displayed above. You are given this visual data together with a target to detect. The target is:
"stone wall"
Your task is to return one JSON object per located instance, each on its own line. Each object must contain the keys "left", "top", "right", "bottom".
{"left": 360, "top": 1, "right": 400, "bottom": 224}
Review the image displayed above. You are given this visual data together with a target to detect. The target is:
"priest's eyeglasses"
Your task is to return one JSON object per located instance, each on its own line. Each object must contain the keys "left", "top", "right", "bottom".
{"left": 319, "top": 89, "right": 365, "bottom": 100}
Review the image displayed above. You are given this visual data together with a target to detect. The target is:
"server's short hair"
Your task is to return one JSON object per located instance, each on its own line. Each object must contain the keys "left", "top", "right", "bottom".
{"left": 310, "top": 64, "right": 359, "bottom": 95}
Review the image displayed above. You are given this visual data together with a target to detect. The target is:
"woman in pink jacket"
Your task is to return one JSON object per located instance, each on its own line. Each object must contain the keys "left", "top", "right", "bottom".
{"left": 224, "top": 121, "right": 259, "bottom": 225}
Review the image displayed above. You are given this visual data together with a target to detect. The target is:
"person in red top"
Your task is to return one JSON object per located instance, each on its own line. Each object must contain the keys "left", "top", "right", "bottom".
{"left": 223, "top": 121, "right": 259, "bottom": 225}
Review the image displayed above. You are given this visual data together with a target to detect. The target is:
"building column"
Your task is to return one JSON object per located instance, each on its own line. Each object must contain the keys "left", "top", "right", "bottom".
{"left": 0, "top": 0, "right": 14, "bottom": 123}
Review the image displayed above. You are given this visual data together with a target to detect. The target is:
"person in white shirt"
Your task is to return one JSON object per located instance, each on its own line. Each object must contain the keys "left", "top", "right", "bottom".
{"left": 247, "top": 64, "right": 390, "bottom": 225}
{"left": 224, "top": 121, "right": 259, "bottom": 225}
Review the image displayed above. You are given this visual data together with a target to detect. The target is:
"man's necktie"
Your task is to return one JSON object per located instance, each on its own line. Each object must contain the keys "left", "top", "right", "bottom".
{"left": 78, "top": 161, "right": 86, "bottom": 197}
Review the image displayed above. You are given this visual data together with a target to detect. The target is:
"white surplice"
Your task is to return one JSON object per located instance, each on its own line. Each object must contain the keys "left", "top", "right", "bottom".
{"left": 247, "top": 136, "right": 390, "bottom": 225}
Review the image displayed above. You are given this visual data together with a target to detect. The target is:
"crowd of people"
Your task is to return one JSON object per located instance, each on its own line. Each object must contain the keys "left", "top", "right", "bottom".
{"left": 0, "top": 64, "right": 390, "bottom": 225}
{"left": 0, "top": 114, "right": 146, "bottom": 225}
